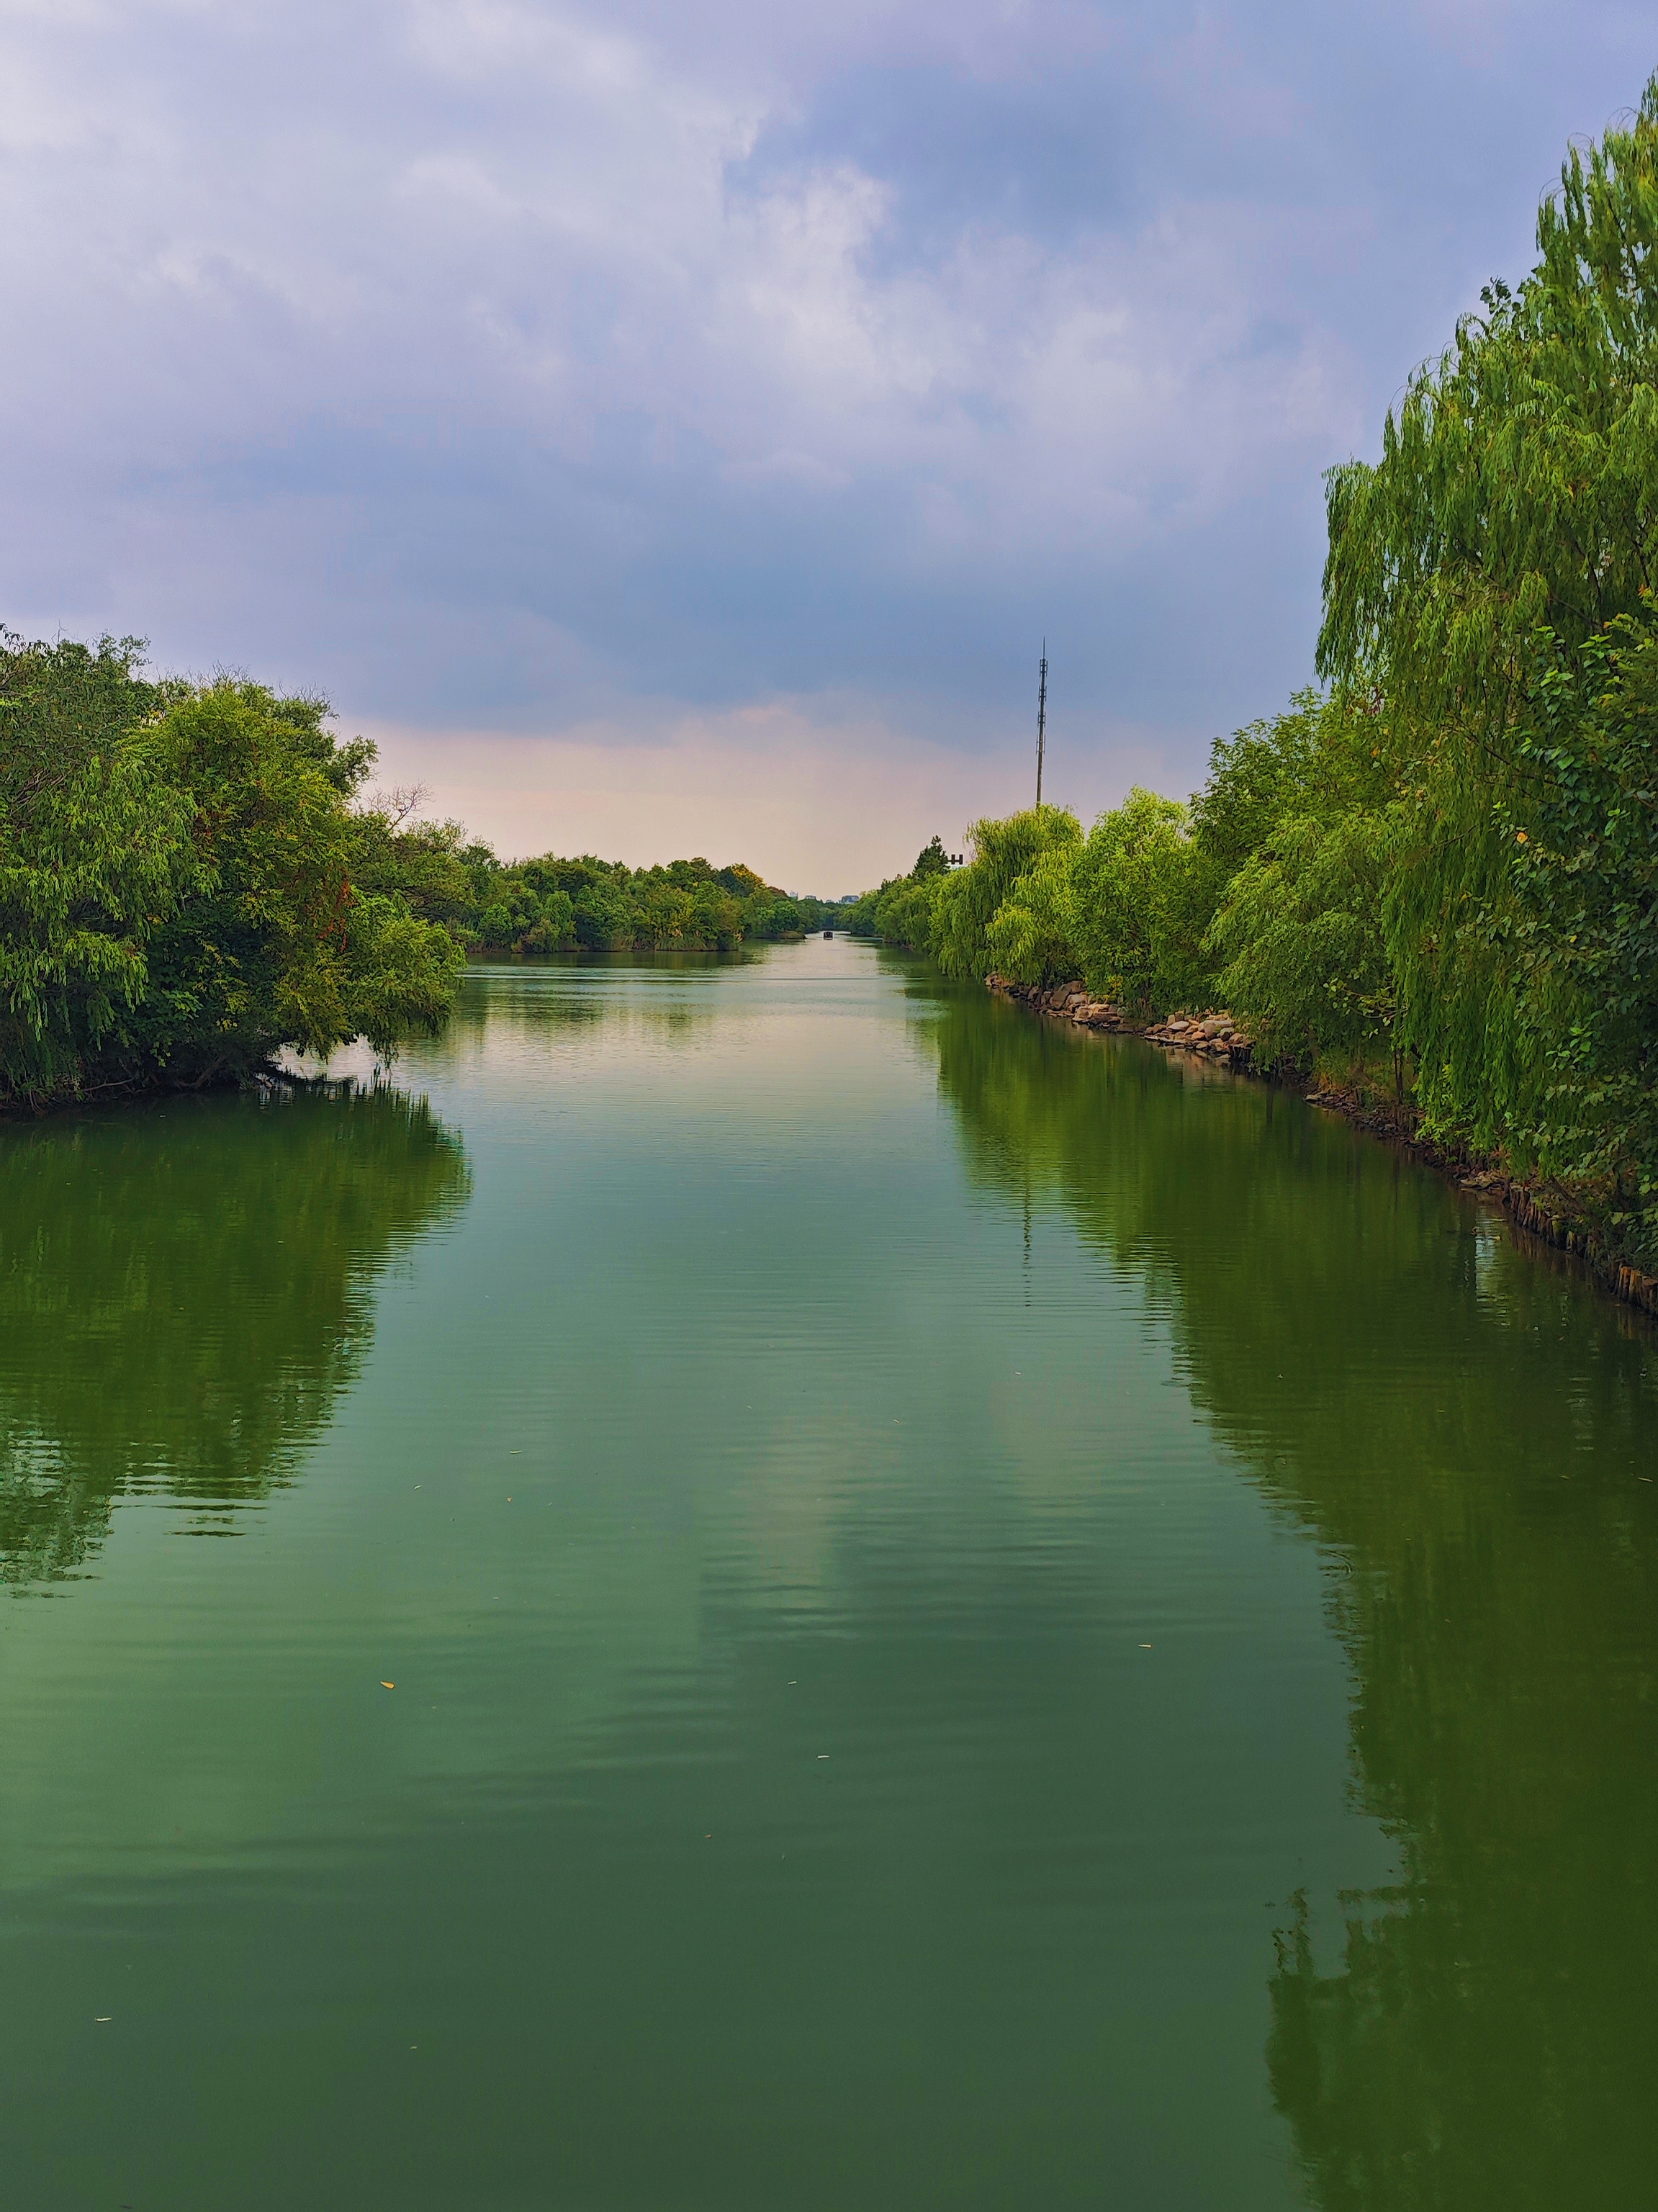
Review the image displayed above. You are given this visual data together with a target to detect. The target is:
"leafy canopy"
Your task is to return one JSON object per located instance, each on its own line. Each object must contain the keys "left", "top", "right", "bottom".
{"left": 0, "top": 637, "right": 461, "bottom": 1106}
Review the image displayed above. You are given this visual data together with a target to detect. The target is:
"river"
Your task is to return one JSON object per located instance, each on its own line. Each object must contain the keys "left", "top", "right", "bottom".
{"left": 3, "top": 939, "right": 1655, "bottom": 2208}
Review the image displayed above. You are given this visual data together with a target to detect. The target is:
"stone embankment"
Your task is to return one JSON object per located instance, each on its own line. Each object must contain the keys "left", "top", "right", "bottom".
{"left": 986, "top": 976, "right": 1256, "bottom": 1066}
{"left": 986, "top": 972, "right": 1658, "bottom": 1323}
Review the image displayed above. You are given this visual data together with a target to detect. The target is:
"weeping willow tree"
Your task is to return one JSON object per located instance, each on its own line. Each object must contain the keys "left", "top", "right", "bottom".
{"left": 932, "top": 806, "right": 1083, "bottom": 981}
{"left": 1319, "top": 77, "right": 1658, "bottom": 1251}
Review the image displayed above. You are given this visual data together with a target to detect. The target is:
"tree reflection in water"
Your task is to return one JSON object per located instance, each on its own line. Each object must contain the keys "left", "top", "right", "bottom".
{"left": 0, "top": 1083, "right": 470, "bottom": 1586}
{"left": 930, "top": 988, "right": 1658, "bottom": 2211}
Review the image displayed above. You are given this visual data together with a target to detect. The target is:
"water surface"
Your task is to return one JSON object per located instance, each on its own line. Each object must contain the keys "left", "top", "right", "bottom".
{"left": 3, "top": 942, "right": 1654, "bottom": 2208}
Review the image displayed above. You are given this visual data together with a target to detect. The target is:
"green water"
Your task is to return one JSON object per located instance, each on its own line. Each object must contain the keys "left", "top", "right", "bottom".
{"left": 3, "top": 943, "right": 1655, "bottom": 2210}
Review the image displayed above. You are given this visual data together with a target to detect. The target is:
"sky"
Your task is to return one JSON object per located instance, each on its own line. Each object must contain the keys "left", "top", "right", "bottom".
{"left": 1, "top": 1, "right": 1654, "bottom": 891}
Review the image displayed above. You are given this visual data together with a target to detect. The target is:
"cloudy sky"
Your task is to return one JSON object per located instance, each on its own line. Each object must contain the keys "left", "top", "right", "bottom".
{"left": 2, "top": 2, "right": 1652, "bottom": 889}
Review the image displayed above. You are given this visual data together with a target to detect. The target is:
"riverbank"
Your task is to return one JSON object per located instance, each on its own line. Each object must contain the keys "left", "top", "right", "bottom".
{"left": 986, "top": 971, "right": 1658, "bottom": 1323}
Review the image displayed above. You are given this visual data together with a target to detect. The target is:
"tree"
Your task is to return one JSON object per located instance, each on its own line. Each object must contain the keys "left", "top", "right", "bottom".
{"left": 932, "top": 808, "right": 1083, "bottom": 981}
{"left": 0, "top": 644, "right": 463, "bottom": 1106}
{"left": 0, "top": 634, "right": 200, "bottom": 1105}
{"left": 1499, "top": 613, "right": 1658, "bottom": 1260}
{"left": 136, "top": 681, "right": 461, "bottom": 1081}
{"left": 573, "top": 876, "right": 637, "bottom": 950}
{"left": 1209, "top": 807, "right": 1402, "bottom": 1079}
{"left": 982, "top": 840, "right": 1081, "bottom": 984}
{"left": 1189, "top": 691, "right": 1402, "bottom": 1074}
{"left": 1069, "top": 788, "right": 1207, "bottom": 1014}
{"left": 1317, "top": 75, "right": 1658, "bottom": 1171}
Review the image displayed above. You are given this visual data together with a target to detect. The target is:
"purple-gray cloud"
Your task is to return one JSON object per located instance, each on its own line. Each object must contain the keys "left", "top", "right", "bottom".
{"left": 1, "top": 1, "right": 1653, "bottom": 873}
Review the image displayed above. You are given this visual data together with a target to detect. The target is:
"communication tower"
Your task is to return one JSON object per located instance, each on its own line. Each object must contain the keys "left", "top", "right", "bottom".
{"left": 1035, "top": 642, "right": 1048, "bottom": 809}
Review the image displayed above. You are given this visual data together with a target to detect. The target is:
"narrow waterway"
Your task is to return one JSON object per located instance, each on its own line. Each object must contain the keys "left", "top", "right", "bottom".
{"left": 3, "top": 940, "right": 1654, "bottom": 2209}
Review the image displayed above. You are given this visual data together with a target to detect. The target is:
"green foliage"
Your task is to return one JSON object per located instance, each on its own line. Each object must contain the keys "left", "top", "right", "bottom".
{"left": 1193, "top": 689, "right": 1392, "bottom": 873}
{"left": 0, "top": 637, "right": 461, "bottom": 1107}
{"left": 0, "top": 634, "right": 201, "bottom": 1102}
{"left": 981, "top": 837, "right": 1081, "bottom": 984}
{"left": 449, "top": 849, "right": 818, "bottom": 954}
{"left": 1320, "top": 83, "right": 1658, "bottom": 724}
{"left": 898, "top": 692, "right": 1406, "bottom": 1028}
{"left": 1492, "top": 612, "right": 1658, "bottom": 1259}
{"left": 1210, "top": 807, "right": 1402, "bottom": 1077}
{"left": 350, "top": 814, "right": 478, "bottom": 935}
{"left": 845, "top": 832, "right": 957, "bottom": 950}
{"left": 1189, "top": 692, "right": 1405, "bottom": 1073}
{"left": 1068, "top": 788, "right": 1209, "bottom": 1014}
{"left": 925, "top": 689, "right": 1408, "bottom": 1084}
{"left": 871, "top": 873, "right": 943, "bottom": 950}
{"left": 932, "top": 808, "right": 1083, "bottom": 980}
{"left": 139, "top": 682, "right": 462, "bottom": 1077}
{"left": 898, "top": 788, "right": 1210, "bottom": 1015}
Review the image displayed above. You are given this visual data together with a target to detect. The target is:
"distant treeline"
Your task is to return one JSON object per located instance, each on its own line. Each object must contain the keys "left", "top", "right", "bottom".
{"left": 380, "top": 826, "right": 843, "bottom": 955}
{"left": 854, "top": 84, "right": 1658, "bottom": 1274}
{"left": 0, "top": 634, "right": 836, "bottom": 1110}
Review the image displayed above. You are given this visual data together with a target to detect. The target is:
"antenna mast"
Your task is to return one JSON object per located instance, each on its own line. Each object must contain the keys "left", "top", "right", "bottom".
{"left": 1035, "top": 640, "right": 1047, "bottom": 809}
